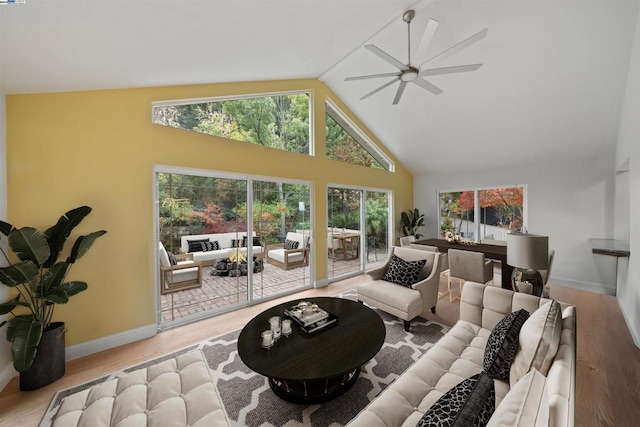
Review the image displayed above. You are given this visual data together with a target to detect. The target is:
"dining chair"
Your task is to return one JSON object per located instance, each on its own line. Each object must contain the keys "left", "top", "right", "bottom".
{"left": 399, "top": 235, "right": 416, "bottom": 247}
{"left": 447, "top": 248, "right": 493, "bottom": 302}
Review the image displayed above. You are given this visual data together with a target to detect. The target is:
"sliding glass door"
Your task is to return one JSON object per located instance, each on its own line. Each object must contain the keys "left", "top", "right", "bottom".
{"left": 327, "top": 186, "right": 390, "bottom": 281}
{"left": 157, "top": 168, "right": 312, "bottom": 328}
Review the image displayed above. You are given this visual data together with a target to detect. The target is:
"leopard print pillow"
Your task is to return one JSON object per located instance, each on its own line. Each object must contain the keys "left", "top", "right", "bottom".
{"left": 483, "top": 309, "right": 530, "bottom": 379}
{"left": 417, "top": 372, "right": 495, "bottom": 427}
{"left": 382, "top": 254, "right": 426, "bottom": 287}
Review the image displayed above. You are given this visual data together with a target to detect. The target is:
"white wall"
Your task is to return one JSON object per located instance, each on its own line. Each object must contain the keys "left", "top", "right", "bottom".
{"left": 0, "top": 92, "right": 11, "bottom": 392}
{"left": 414, "top": 152, "right": 617, "bottom": 295}
{"left": 615, "top": 5, "right": 640, "bottom": 347}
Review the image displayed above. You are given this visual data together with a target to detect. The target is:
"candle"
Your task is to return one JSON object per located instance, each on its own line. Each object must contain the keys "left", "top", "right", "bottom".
{"left": 269, "top": 316, "right": 281, "bottom": 340}
{"left": 261, "top": 330, "right": 274, "bottom": 348}
{"left": 282, "top": 319, "right": 292, "bottom": 336}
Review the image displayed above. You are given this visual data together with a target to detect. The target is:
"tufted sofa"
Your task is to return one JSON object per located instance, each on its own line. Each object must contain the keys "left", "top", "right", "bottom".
{"left": 180, "top": 232, "right": 264, "bottom": 266}
{"left": 347, "top": 281, "right": 576, "bottom": 427}
{"left": 50, "top": 350, "right": 230, "bottom": 427}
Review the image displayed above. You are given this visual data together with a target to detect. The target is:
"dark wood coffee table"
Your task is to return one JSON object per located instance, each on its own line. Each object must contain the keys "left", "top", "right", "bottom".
{"left": 237, "top": 297, "right": 385, "bottom": 404}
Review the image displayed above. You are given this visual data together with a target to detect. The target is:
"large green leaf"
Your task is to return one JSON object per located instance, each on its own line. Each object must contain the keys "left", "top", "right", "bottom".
{"left": 0, "top": 295, "right": 22, "bottom": 315}
{"left": 41, "top": 262, "right": 69, "bottom": 294}
{"left": 43, "top": 206, "right": 92, "bottom": 267}
{"left": 42, "top": 289, "right": 69, "bottom": 304}
{"left": 7, "top": 317, "right": 43, "bottom": 372}
{"left": 62, "top": 281, "right": 88, "bottom": 298}
{"left": 8, "top": 227, "right": 50, "bottom": 266}
{"left": 0, "top": 260, "right": 40, "bottom": 288}
{"left": 0, "top": 220, "right": 15, "bottom": 236}
{"left": 68, "top": 230, "right": 107, "bottom": 264}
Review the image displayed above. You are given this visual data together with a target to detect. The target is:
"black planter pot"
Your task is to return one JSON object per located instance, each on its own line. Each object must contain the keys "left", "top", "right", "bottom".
{"left": 19, "top": 321, "right": 66, "bottom": 391}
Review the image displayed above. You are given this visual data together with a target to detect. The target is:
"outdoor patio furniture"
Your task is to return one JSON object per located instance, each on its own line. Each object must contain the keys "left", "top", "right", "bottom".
{"left": 266, "top": 231, "right": 310, "bottom": 270}
{"left": 159, "top": 242, "right": 203, "bottom": 294}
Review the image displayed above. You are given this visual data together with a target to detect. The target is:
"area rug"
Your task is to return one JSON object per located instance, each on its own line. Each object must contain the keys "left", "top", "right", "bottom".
{"left": 40, "top": 291, "right": 448, "bottom": 427}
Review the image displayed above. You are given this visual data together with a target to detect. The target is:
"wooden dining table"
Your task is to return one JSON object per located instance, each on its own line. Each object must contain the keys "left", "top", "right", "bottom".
{"left": 414, "top": 238, "right": 513, "bottom": 289}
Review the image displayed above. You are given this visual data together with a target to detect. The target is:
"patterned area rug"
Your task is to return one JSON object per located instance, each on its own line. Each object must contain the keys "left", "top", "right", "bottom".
{"left": 40, "top": 291, "right": 448, "bottom": 427}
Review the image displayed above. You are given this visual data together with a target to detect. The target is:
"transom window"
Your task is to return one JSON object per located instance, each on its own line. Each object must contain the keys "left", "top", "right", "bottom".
{"left": 325, "top": 100, "right": 393, "bottom": 171}
{"left": 152, "top": 91, "right": 311, "bottom": 155}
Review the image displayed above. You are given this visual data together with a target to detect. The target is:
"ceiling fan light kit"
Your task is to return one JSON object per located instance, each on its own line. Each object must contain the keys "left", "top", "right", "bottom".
{"left": 346, "top": 9, "right": 488, "bottom": 105}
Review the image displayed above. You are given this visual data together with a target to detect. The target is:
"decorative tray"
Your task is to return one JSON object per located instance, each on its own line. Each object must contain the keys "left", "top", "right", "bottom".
{"left": 284, "top": 301, "right": 338, "bottom": 334}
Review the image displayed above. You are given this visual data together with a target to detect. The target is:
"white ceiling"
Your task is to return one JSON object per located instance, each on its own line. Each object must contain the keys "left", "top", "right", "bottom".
{"left": 1, "top": 0, "right": 638, "bottom": 176}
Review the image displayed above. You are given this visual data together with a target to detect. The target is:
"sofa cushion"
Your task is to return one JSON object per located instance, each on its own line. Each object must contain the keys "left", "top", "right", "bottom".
{"left": 50, "top": 350, "right": 230, "bottom": 427}
{"left": 187, "top": 238, "right": 209, "bottom": 253}
{"left": 382, "top": 254, "right": 426, "bottom": 287}
{"left": 417, "top": 372, "right": 495, "bottom": 427}
{"left": 483, "top": 309, "right": 529, "bottom": 379}
{"left": 346, "top": 320, "right": 497, "bottom": 427}
{"left": 284, "top": 239, "right": 299, "bottom": 250}
{"left": 510, "top": 300, "right": 562, "bottom": 386}
{"left": 487, "top": 369, "right": 548, "bottom": 427}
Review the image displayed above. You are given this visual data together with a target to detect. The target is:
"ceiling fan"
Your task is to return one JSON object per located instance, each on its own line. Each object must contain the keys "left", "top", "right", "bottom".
{"left": 345, "top": 10, "right": 488, "bottom": 105}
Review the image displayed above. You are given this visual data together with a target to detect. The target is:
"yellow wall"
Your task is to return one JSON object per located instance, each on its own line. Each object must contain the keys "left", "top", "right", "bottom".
{"left": 6, "top": 79, "right": 414, "bottom": 346}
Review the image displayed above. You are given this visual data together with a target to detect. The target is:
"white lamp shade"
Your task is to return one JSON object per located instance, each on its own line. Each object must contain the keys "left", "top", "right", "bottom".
{"left": 507, "top": 233, "right": 549, "bottom": 270}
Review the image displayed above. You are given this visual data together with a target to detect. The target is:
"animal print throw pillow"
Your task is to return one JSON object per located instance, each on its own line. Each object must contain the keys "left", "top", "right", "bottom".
{"left": 417, "top": 372, "right": 495, "bottom": 427}
{"left": 382, "top": 254, "right": 426, "bottom": 287}
{"left": 483, "top": 309, "right": 530, "bottom": 379}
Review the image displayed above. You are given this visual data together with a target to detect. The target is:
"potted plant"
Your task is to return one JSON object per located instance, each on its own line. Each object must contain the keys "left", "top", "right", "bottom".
{"left": 0, "top": 206, "right": 106, "bottom": 390}
{"left": 401, "top": 208, "right": 425, "bottom": 239}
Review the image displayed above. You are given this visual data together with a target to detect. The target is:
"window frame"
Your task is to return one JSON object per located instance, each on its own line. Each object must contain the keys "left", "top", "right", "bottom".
{"left": 325, "top": 99, "right": 394, "bottom": 172}
{"left": 437, "top": 184, "right": 528, "bottom": 242}
{"left": 151, "top": 90, "right": 314, "bottom": 156}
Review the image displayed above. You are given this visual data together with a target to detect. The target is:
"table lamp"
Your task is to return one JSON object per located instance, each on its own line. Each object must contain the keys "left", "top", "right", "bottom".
{"left": 507, "top": 233, "right": 549, "bottom": 296}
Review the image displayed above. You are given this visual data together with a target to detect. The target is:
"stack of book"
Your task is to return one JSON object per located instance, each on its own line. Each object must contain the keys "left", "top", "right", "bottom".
{"left": 284, "top": 301, "right": 338, "bottom": 334}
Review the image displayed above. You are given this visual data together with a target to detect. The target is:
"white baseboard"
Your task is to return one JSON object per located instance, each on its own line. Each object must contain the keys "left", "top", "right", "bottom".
{"left": 0, "top": 362, "right": 15, "bottom": 391}
{"left": 314, "top": 278, "right": 329, "bottom": 288}
{"left": 65, "top": 324, "right": 158, "bottom": 362}
{"left": 550, "top": 276, "right": 617, "bottom": 296}
{"left": 617, "top": 297, "right": 640, "bottom": 348}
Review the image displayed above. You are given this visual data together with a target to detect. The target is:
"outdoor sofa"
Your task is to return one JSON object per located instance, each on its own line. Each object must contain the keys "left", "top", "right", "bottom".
{"left": 180, "top": 232, "right": 264, "bottom": 266}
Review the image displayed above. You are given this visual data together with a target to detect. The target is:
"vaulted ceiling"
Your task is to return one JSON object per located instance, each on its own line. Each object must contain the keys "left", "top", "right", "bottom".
{"left": 1, "top": 0, "right": 638, "bottom": 175}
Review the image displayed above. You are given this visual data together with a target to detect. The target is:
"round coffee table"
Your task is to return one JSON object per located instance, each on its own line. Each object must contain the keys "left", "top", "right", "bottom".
{"left": 237, "top": 297, "right": 385, "bottom": 404}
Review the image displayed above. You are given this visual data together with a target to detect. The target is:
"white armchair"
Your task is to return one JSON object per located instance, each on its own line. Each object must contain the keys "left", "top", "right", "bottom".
{"left": 266, "top": 232, "right": 310, "bottom": 270}
{"left": 159, "top": 242, "right": 203, "bottom": 294}
{"left": 357, "top": 246, "right": 442, "bottom": 332}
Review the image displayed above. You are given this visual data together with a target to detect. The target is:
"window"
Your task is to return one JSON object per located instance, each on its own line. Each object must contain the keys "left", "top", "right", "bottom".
{"left": 325, "top": 101, "right": 393, "bottom": 171}
{"left": 439, "top": 186, "right": 525, "bottom": 242}
{"left": 152, "top": 91, "right": 311, "bottom": 155}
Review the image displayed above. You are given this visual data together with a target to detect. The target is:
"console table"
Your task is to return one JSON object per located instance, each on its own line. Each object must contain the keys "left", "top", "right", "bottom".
{"left": 414, "top": 238, "right": 513, "bottom": 289}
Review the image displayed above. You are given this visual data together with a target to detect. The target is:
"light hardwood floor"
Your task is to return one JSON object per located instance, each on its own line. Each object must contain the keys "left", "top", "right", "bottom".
{"left": 1, "top": 275, "right": 639, "bottom": 427}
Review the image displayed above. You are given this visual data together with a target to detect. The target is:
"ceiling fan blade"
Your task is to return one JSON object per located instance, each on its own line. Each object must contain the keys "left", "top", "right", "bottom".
{"left": 420, "top": 63, "right": 482, "bottom": 77}
{"left": 412, "top": 77, "right": 443, "bottom": 95}
{"left": 360, "top": 78, "right": 399, "bottom": 101}
{"left": 345, "top": 72, "right": 401, "bottom": 81}
{"left": 392, "top": 81, "right": 408, "bottom": 105}
{"left": 413, "top": 18, "right": 439, "bottom": 65}
{"left": 420, "top": 28, "right": 488, "bottom": 68}
{"left": 364, "top": 44, "right": 407, "bottom": 71}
